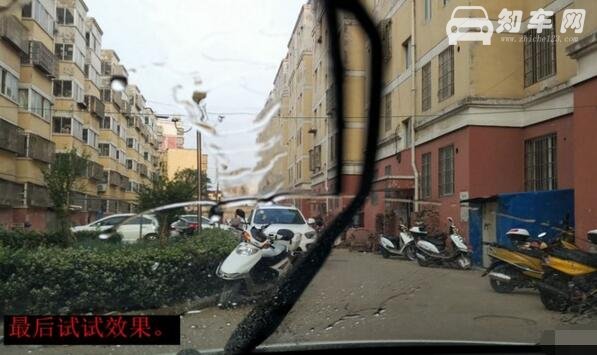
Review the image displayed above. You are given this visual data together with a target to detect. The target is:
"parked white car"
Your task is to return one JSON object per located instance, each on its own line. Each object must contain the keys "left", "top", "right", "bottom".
{"left": 71, "top": 213, "right": 160, "bottom": 242}
{"left": 248, "top": 204, "right": 317, "bottom": 252}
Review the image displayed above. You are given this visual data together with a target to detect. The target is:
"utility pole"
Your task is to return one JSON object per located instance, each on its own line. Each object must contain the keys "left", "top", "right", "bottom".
{"left": 192, "top": 90, "right": 208, "bottom": 232}
{"left": 196, "top": 130, "right": 202, "bottom": 231}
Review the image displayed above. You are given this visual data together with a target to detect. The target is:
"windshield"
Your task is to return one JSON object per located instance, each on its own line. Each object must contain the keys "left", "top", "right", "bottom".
{"left": 1, "top": 0, "right": 596, "bottom": 354}
{"left": 253, "top": 208, "right": 305, "bottom": 225}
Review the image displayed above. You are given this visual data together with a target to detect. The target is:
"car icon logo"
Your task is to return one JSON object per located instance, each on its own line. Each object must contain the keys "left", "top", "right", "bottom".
{"left": 446, "top": 6, "right": 493, "bottom": 45}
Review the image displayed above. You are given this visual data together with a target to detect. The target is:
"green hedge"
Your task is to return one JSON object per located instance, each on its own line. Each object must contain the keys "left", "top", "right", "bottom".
{"left": 0, "top": 229, "right": 237, "bottom": 314}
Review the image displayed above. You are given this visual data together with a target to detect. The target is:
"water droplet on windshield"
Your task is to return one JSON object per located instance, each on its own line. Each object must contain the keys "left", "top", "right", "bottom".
{"left": 110, "top": 76, "right": 127, "bottom": 91}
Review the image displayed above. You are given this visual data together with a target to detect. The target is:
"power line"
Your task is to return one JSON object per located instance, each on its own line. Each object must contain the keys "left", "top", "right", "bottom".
{"left": 1, "top": 104, "right": 594, "bottom": 120}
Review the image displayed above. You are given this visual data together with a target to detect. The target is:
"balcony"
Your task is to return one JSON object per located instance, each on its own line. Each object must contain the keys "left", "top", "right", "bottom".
{"left": 109, "top": 170, "right": 121, "bottom": 187}
{"left": 0, "top": 119, "right": 24, "bottom": 155}
{"left": 0, "top": 178, "right": 24, "bottom": 207}
{"left": 17, "top": 133, "right": 55, "bottom": 164}
{"left": 26, "top": 183, "right": 51, "bottom": 208}
{"left": 112, "top": 90, "right": 123, "bottom": 110}
{"left": 122, "top": 101, "right": 132, "bottom": 118}
{"left": 0, "top": 14, "right": 28, "bottom": 53}
{"left": 138, "top": 164, "right": 148, "bottom": 177}
{"left": 21, "top": 41, "right": 55, "bottom": 77}
{"left": 69, "top": 192, "right": 87, "bottom": 210}
{"left": 120, "top": 175, "right": 129, "bottom": 191}
{"left": 85, "top": 95, "right": 105, "bottom": 120}
{"left": 326, "top": 84, "right": 336, "bottom": 116}
{"left": 87, "top": 195, "right": 102, "bottom": 212}
{"left": 86, "top": 161, "right": 104, "bottom": 181}
{"left": 113, "top": 64, "right": 128, "bottom": 79}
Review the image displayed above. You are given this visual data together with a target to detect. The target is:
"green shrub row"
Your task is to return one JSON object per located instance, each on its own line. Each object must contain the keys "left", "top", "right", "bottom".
{"left": 0, "top": 228, "right": 237, "bottom": 314}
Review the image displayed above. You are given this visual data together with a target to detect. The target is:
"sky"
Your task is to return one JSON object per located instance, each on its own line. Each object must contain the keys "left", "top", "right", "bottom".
{"left": 86, "top": 0, "right": 306, "bottom": 192}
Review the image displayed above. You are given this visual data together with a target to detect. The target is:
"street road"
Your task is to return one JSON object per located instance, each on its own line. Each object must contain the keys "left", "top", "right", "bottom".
{"left": 2, "top": 249, "right": 595, "bottom": 354}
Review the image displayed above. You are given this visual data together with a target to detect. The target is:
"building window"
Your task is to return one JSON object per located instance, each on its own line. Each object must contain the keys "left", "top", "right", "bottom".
{"left": 329, "top": 134, "right": 337, "bottom": 162}
{"left": 371, "top": 191, "right": 378, "bottom": 206}
{"left": 56, "top": 7, "right": 74, "bottom": 25}
{"left": 101, "top": 88, "right": 112, "bottom": 102}
{"left": 403, "top": 117, "right": 412, "bottom": 148}
{"left": 380, "top": 19, "right": 392, "bottom": 63}
{"left": 126, "top": 159, "right": 134, "bottom": 170}
{"left": 22, "top": 0, "right": 54, "bottom": 34}
{"left": 438, "top": 46, "right": 454, "bottom": 102}
{"left": 100, "top": 116, "right": 111, "bottom": 129}
{"left": 98, "top": 143, "right": 109, "bottom": 157}
{"left": 296, "top": 161, "right": 302, "bottom": 179}
{"left": 438, "top": 145, "right": 454, "bottom": 196}
{"left": 144, "top": 152, "right": 149, "bottom": 161}
{"left": 21, "top": 89, "right": 52, "bottom": 121}
{"left": 83, "top": 128, "right": 98, "bottom": 149}
{"left": 421, "top": 152, "right": 431, "bottom": 198}
{"left": 424, "top": 0, "right": 432, "bottom": 22}
{"left": 525, "top": 133, "right": 557, "bottom": 191}
{"left": 402, "top": 37, "right": 412, "bottom": 70}
{"left": 421, "top": 62, "right": 431, "bottom": 111}
{"left": 101, "top": 61, "right": 112, "bottom": 76}
{"left": 55, "top": 43, "right": 74, "bottom": 61}
{"left": 384, "top": 165, "right": 391, "bottom": 176}
{"left": 53, "top": 80, "right": 73, "bottom": 98}
{"left": 52, "top": 117, "right": 71, "bottom": 134}
{"left": 523, "top": 20, "right": 556, "bottom": 87}
{"left": 1, "top": 67, "right": 19, "bottom": 102}
{"left": 383, "top": 93, "right": 392, "bottom": 132}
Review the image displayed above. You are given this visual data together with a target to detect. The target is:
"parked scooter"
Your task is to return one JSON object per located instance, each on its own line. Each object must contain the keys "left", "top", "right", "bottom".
{"left": 379, "top": 224, "right": 416, "bottom": 261}
{"left": 482, "top": 229, "right": 548, "bottom": 293}
{"left": 415, "top": 217, "right": 472, "bottom": 269}
{"left": 216, "top": 224, "right": 299, "bottom": 308}
{"left": 537, "top": 230, "right": 597, "bottom": 311}
{"left": 482, "top": 228, "right": 578, "bottom": 293}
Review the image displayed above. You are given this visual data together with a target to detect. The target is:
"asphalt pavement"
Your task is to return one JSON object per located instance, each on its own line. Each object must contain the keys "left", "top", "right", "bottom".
{"left": 2, "top": 248, "right": 596, "bottom": 354}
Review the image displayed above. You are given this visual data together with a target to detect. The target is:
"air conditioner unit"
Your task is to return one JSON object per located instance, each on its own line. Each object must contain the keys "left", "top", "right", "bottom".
{"left": 97, "top": 183, "right": 107, "bottom": 192}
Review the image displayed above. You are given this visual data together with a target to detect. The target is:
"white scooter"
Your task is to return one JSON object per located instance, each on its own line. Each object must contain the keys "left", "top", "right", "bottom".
{"left": 415, "top": 217, "right": 472, "bottom": 270}
{"left": 216, "top": 224, "right": 299, "bottom": 308}
{"left": 379, "top": 224, "right": 417, "bottom": 261}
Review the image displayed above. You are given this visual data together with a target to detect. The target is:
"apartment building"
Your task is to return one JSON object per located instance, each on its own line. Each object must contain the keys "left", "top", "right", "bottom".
{"left": 255, "top": 1, "right": 368, "bottom": 220}
{"left": 0, "top": 0, "right": 163, "bottom": 230}
{"left": 0, "top": 0, "right": 56, "bottom": 229}
{"left": 156, "top": 116, "right": 184, "bottom": 150}
{"left": 257, "top": 0, "right": 596, "bottom": 252}
{"left": 360, "top": 0, "right": 597, "bottom": 250}
{"left": 256, "top": 59, "right": 290, "bottom": 195}
{"left": 308, "top": 0, "right": 368, "bottom": 220}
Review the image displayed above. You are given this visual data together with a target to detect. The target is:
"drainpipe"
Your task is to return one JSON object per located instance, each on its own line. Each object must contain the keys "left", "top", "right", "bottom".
{"left": 324, "top": 116, "right": 329, "bottom": 213}
{"left": 410, "top": 0, "right": 419, "bottom": 213}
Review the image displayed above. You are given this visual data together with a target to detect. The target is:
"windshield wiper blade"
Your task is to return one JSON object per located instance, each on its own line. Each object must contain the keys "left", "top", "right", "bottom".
{"left": 223, "top": 1, "right": 383, "bottom": 353}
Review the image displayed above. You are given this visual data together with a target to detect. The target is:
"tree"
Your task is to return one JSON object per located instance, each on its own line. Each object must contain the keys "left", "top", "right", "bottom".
{"left": 137, "top": 168, "right": 211, "bottom": 239}
{"left": 42, "top": 148, "right": 88, "bottom": 243}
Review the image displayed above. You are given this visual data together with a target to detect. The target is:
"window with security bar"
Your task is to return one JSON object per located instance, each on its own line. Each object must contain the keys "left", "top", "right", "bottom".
{"left": 524, "top": 18, "right": 556, "bottom": 87}
{"left": 438, "top": 145, "right": 454, "bottom": 196}
{"left": 525, "top": 133, "right": 557, "bottom": 191}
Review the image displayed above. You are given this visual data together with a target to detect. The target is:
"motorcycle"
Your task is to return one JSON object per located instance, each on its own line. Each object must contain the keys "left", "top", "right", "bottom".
{"left": 482, "top": 228, "right": 578, "bottom": 293}
{"left": 379, "top": 224, "right": 416, "bottom": 261}
{"left": 216, "top": 224, "right": 299, "bottom": 308}
{"left": 537, "top": 230, "right": 597, "bottom": 312}
{"left": 415, "top": 217, "right": 472, "bottom": 270}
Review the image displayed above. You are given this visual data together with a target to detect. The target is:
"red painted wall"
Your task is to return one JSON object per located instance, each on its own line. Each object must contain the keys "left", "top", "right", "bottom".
{"left": 572, "top": 78, "right": 597, "bottom": 250}
{"left": 415, "top": 128, "right": 470, "bottom": 238}
{"left": 522, "top": 115, "right": 574, "bottom": 189}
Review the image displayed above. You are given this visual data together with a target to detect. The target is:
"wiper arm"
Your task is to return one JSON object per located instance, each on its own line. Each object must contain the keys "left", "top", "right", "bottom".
{"left": 223, "top": 1, "right": 383, "bottom": 353}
